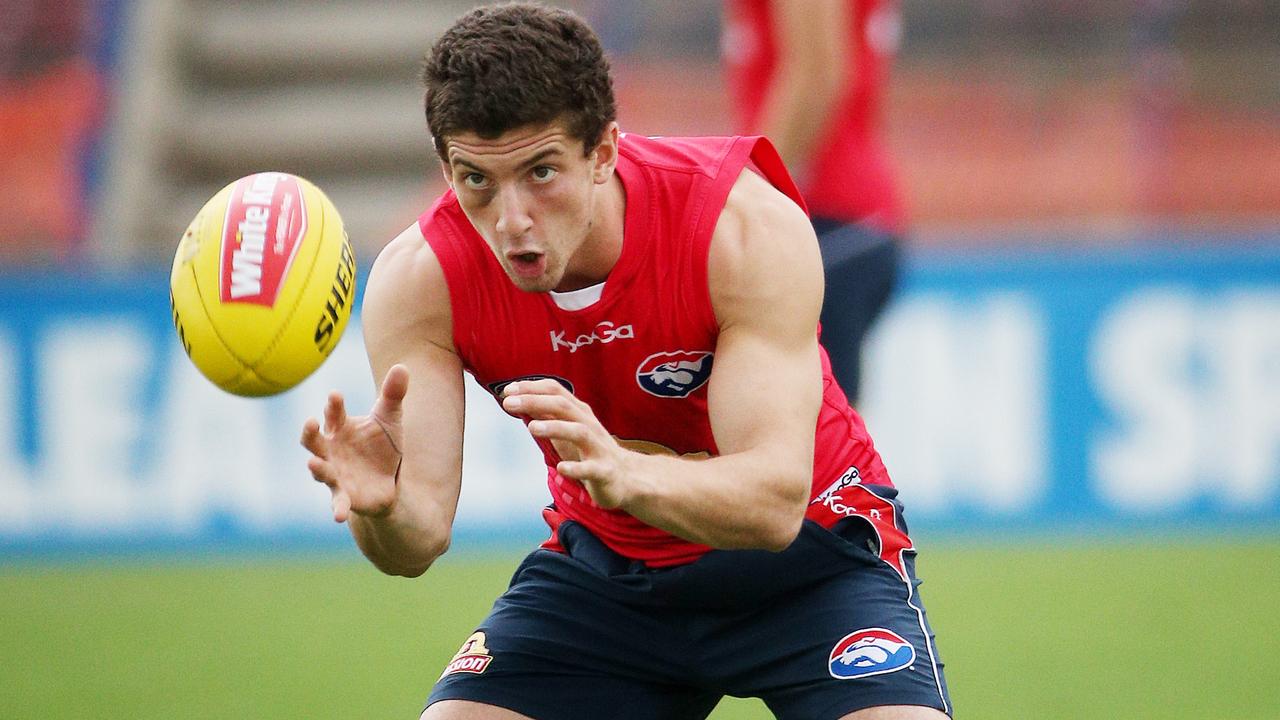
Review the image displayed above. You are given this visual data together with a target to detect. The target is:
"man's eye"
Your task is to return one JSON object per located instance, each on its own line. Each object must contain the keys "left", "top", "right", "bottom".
{"left": 463, "top": 173, "right": 488, "bottom": 189}
{"left": 531, "top": 166, "right": 557, "bottom": 182}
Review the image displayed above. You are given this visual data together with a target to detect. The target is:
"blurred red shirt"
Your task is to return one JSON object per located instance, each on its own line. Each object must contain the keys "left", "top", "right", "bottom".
{"left": 723, "top": 0, "right": 907, "bottom": 233}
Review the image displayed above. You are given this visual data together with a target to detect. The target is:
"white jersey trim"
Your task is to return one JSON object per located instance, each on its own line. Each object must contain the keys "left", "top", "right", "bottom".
{"left": 549, "top": 282, "right": 606, "bottom": 310}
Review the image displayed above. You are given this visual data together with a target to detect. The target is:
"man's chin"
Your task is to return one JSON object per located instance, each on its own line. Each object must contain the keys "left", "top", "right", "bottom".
{"left": 507, "top": 272, "right": 555, "bottom": 294}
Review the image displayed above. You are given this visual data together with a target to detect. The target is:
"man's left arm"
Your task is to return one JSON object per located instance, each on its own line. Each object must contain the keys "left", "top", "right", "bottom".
{"left": 502, "top": 169, "right": 823, "bottom": 551}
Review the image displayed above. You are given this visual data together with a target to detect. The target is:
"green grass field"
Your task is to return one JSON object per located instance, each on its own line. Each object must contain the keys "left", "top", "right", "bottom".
{"left": 3, "top": 537, "right": 1279, "bottom": 719}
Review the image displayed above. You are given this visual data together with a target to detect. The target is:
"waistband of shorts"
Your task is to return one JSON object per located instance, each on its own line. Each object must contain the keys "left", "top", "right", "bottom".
{"left": 545, "top": 517, "right": 884, "bottom": 610}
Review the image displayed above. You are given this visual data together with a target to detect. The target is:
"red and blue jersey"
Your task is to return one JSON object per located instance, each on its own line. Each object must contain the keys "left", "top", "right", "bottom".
{"left": 420, "top": 134, "right": 908, "bottom": 570}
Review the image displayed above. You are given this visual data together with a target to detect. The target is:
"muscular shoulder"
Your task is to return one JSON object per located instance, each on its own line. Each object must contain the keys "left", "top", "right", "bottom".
{"left": 707, "top": 169, "right": 823, "bottom": 331}
{"left": 362, "top": 224, "right": 455, "bottom": 354}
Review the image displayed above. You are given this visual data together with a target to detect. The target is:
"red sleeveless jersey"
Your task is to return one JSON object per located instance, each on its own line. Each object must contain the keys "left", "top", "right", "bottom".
{"left": 420, "top": 134, "right": 905, "bottom": 570}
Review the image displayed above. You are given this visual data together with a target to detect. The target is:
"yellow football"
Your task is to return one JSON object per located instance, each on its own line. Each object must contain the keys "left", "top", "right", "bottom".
{"left": 169, "top": 172, "right": 356, "bottom": 396}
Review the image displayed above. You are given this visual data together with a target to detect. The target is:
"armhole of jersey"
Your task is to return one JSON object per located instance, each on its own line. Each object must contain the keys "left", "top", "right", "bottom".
{"left": 420, "top": 212, "right": 473, "bottom": 366}
{"left": 690, "top": 136, "right": 804, "bottom": 336}
{"left": 746, "top": 136, "right": 808, "bottom": 213}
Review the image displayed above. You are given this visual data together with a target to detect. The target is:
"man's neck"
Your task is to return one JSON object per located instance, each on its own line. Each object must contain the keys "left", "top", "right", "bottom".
{"left": 556, "top": 173, "right": 627, "bottom": 292}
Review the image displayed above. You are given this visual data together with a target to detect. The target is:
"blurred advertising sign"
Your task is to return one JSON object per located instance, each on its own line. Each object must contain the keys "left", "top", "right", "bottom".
{"left": 0, "top": 240, "right": 1277, "bottom": 554}
{"left": 862, "top": 238, "right": 1280, "bottom": 533}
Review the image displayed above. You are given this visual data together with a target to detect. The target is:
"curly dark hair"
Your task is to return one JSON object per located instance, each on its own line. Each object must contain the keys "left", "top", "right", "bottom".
{"left": 421, "top": 2, "right": 617, "bottom": 161}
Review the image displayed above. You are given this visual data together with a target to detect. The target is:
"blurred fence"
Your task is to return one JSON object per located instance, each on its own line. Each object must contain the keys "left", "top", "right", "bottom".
{"left": 0, "top": 235, "right": 1275, "bottom": 555}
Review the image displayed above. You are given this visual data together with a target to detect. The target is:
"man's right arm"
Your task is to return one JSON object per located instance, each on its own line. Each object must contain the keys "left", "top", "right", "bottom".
{"left": 330, "top": 223, "right": 465, "bottom": 577}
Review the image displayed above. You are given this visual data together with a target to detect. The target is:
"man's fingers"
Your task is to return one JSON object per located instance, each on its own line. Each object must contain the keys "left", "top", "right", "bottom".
{"left": 502, "top": 379, "right": 584, "bottom": 421}
{"left": 369, "top": 365, "right": 410, "bottom": 433}
{"left": 503, "top": 392, "right": 580, "bottom": 420}
{"left": 307, "top": 457, "right": 350, "bottom": 522}
{"left": 556, "top": 459, "right": 603, "bottom": 482}
{"left": 300, "top": 418, "right": 327, "bottom": 458}
{"left": 502, "top": 378, "right": 570, "bottom": 398}
{"left": 324, "top": 392, "right": 347, "bottom": 433}
{"left": 331, "top": 491, "right": 352, "bottom": 524}
{"left": 380, "top": 364, "right": 410, "bottom": 407}
{"left": 527, "top": 419, "right": 589, "bottom": 445}
{"left": 529, "top": 420, "right": 590, "bottom": 464}
{"left": 307, "top": 456, "right": 338, "bottom": 487}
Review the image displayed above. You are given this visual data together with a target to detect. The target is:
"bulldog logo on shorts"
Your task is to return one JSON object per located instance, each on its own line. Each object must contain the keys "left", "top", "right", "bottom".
{"left": 828, "top": 628, "right": 915, "bottom": 679}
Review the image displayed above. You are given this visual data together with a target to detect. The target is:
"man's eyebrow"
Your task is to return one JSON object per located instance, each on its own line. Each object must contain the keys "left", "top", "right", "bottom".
{"left": 520, "top": 148, "right": 563, "bottom": 169}
{"left": 449, "top": 146, "right": 565, "bottom": 174}
{"left": 451, "top": 157, "right": 485, "bottom": 173}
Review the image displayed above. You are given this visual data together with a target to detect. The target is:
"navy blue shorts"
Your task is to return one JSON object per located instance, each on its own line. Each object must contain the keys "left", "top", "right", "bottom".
{"left": 425, "top": 517, "right": 950, "bottom": 719}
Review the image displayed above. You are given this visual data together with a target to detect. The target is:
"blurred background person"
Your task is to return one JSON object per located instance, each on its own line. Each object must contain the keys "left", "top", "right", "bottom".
{"left": 0, "top": 0, "right": 108, "bottom": 265}
{"left": 721, "top": 0, "right": 905, "bottom": 403}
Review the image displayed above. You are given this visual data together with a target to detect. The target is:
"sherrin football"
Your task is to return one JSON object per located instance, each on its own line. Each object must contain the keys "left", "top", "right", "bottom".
{"left": 169, "top": 172, "right": 356, "bottom": 397}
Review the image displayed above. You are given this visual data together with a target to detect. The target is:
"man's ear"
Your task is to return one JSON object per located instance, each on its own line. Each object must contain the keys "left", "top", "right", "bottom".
{"left": 439, "top": 160, "right": 454, "bottom": 189}
{"left": 591, "top": 122, "right": 620, "bottom": 184}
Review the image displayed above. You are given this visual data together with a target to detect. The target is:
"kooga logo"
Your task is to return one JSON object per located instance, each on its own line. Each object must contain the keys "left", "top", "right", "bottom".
{"left": 550, "top": 321, "right": 634, "bottom": 353}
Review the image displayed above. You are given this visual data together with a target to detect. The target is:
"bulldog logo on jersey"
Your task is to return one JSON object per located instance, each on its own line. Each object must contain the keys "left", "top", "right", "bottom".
{"left": 828, "top": 628, "right": 915, "bottom": 680}
{"left": 636, "top": 351, "right": 714, "bottom": 398}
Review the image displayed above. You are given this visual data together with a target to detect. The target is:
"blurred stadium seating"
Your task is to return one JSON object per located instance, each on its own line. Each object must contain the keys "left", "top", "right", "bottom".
{"left": 5, "top": 1, "right": 1277, "bottom": 266}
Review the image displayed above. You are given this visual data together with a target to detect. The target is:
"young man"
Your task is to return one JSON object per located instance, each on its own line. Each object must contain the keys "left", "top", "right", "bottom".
{"left": 301, "top": 4, "right": 949, "bottom": 719}
{"left": 722, "top": 0, "right": 906, "bottom": 403}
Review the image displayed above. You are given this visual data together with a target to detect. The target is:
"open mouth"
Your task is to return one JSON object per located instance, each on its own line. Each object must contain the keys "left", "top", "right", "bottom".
{"left": 507, "top": 251, "right": 546, "bottom": 278}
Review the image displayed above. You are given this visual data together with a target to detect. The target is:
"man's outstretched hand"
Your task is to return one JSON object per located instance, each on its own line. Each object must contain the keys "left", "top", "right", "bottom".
{"left": 301, "top": 365, "right": 409, "bottom": 523}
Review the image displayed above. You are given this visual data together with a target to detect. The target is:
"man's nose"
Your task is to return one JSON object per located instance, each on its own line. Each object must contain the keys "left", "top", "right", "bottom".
{"left": 494, "top": 185, "right": 533, "bottom": 239}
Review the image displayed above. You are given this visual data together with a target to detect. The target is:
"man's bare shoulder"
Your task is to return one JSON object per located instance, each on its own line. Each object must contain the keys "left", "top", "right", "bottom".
{"left": 708, "top": 169, "right": 823, "bottom": 327}
{"left": 368, "top": 224, "right": 445, "bottom": 288}
{"left": 363, "top": 223, "right": 454, "bottom": 351}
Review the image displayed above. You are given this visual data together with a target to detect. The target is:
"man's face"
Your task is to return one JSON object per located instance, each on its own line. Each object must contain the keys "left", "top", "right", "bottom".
{"left": 443, "top": 122, "right": 613, "bottom": 293}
